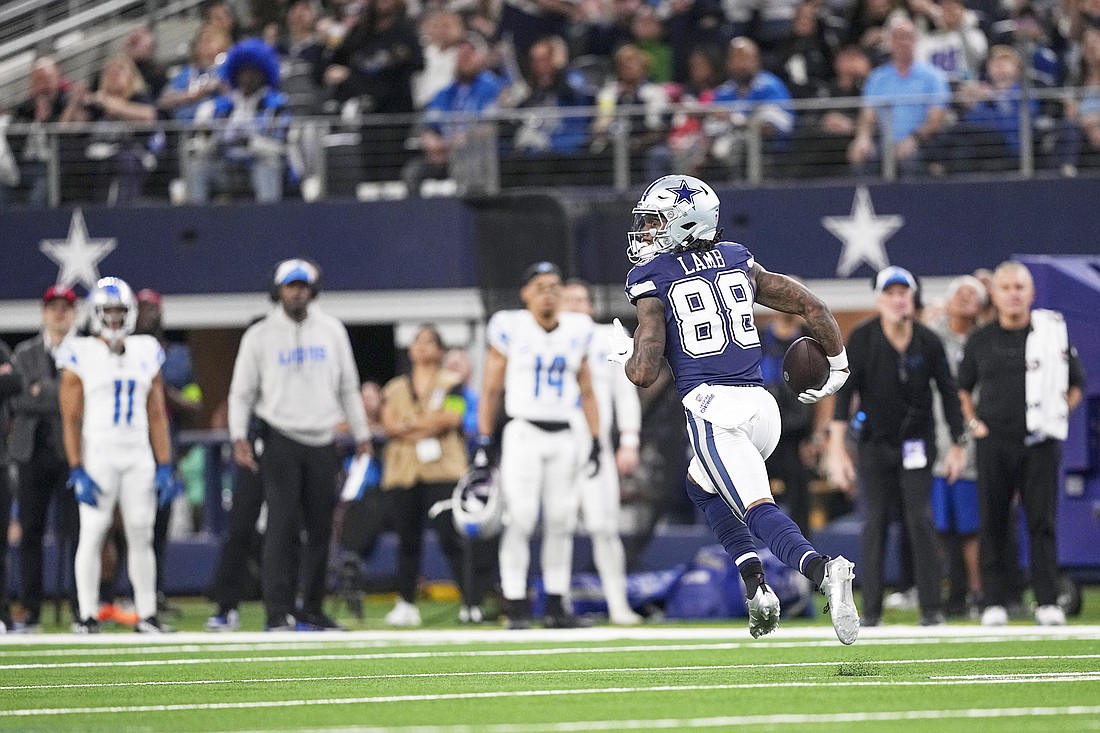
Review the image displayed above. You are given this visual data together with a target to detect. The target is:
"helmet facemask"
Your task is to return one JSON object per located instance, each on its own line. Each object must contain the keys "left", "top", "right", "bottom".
{"left": 626, "top": 176, "right": 720, "bottom": 265}
{"left": 628, "top": 208, "right": 675, "bottom": 265}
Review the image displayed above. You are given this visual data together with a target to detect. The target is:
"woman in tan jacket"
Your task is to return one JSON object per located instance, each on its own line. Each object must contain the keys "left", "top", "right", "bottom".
{"left": 380, "top": 325, "right": 477, "bottom": 626}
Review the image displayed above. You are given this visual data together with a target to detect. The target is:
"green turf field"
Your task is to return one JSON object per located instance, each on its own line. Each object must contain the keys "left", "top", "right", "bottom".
{"left": 1, "top": 593, "right": 1098, "bottom": 732}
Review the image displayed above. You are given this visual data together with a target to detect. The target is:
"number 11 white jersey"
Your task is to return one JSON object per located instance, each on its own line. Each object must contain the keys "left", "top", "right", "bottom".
{"left": 56, "top": 335, "right": 165, "bottom": 451}
{"left": 487, "top": 310, "right": 594, "bottom": 423}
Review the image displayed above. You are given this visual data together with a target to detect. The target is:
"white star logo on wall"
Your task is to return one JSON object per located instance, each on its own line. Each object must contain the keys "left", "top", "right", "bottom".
{"left": 822, "top": 187, "right": 904, "bottom": 277}
{"left": 39, "top": 209, "right": 117, "bottom": 291}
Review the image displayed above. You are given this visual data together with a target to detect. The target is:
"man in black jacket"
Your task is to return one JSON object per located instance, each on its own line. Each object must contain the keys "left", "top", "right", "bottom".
{"left": 825, "top": 267, "right": 967, "bottom": 627}
{"left": 9, "top": 286, "right": 79, "bottom": 632}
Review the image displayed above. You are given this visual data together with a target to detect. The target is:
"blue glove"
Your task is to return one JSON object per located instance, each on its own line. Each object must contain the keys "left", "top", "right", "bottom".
{"left": 68, "top": 466, "right": 102, "bottom": 507}
{"left": 155, "top": 464, "right": 182, "bottom": 509}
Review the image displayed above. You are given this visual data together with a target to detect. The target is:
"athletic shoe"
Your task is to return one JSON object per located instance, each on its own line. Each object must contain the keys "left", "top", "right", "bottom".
{"left": 265, "top": 614, "right": 296, "bottom": 632}
{"left": 543, "top": 611, "right": 595, "bottom": 629}
{"left": 747, "top": 583, "right": 781, "bottom": 639}
{"left": 1035, "top": 605, "right": 1066, "bottom": 626}
{"left": 459, "top": 605, "right": 485, "bottom": 624}
{"left": 820, "top": 555, "right": 859, "bottom": 645}
{"left": 296, "top": 613, "right": 347, "bottom": 631}
{"left": 609, "top": 609, "right": 643, "bottom": 626}
{"left": 884, "top": 587, "right": 919, "bottom": 611}
{"left": 504, "top": 598, "right": 532, "bottom": 630}
{"left": 919, "top": 611, "right": 946, "bottom": 627}
{"left": 205, "top": 609, "right": 241, "bottom": 632}
{"left": 385, "top": 600, "right": 422, "bottom": 627}
{"left": 135, "top": 616, "right": 174, "bottom": 633}
{"left": 72, "top": 618, "right": 100, "bottom": 634}
{"left": 0, "top": 619, "right": 6, "bottom": 634}
{"left": 980, "top": 605, "right": 1008, "bottom": 627}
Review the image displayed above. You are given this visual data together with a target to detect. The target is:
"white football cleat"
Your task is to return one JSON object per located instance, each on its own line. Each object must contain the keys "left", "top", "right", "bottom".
{"left": 747, "top": 584, "right": 781, "bottom": 639}
{"left": 385, "top": 600, "right": 422, "bottom": 627}
{"left": 980, "top": 605, "right": 1008, "bottom": 627}
{"left": 609, "top": 608, "right": 643, "bottom": 626}
{"left": 820, "top": 555, "right": 859, "bottom": 645}
{"left": 1035, "top": 604, "right": 1066, "bottom": 626}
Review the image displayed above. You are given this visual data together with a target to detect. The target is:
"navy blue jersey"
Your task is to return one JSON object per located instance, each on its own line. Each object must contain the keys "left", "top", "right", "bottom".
{"left": 625, "top": 242, "right": 763, "bottom": 398}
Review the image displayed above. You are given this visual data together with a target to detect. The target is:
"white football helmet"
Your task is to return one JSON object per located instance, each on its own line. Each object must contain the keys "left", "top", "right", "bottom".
{"left": 451, "top": 466, "right": 504, "bottom": 539}
{"left": 88, "top": 277, "right": 137, "bottom": 346}
{"left": 628, "top": 175, "right": 721, "bottom": 265}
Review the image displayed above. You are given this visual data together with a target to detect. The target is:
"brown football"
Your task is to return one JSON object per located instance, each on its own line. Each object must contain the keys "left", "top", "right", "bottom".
{"left": 782, "top": 336, "right": 830, "bottom": 394}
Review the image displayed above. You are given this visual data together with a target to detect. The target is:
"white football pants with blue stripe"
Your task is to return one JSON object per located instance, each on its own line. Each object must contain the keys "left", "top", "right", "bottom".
{"left": 684, "top": 385, "right": 781, "bottom": 516}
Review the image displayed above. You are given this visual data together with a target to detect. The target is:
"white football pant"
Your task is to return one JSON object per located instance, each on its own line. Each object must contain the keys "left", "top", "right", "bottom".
{"left": 575, "top": 428, "right": 633, "bottom": 620}
{"left": 75, "top": 447, "right": 157, "bottom": 621}
{"left": 685, "top": 385, "right": 781, "bottom": 517}
{"left": 499, "top": 419, "right": 581, "bottom": 600}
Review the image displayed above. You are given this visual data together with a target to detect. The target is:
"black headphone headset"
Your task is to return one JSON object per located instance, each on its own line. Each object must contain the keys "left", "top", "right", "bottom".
{"left": 269, "top": 257, "right": 323, "bottom": 302}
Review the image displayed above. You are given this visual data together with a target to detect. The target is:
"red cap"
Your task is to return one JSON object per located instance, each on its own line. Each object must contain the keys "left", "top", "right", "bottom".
{"left": 136, "top": 288, "right": 163, "bottom": 307}
{"left": 43, "top": 285, "right": 76, "bottom": 305}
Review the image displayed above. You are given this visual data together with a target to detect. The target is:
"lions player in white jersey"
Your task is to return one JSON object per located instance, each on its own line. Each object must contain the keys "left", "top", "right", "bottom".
{"left": 58, "top": 278, "right": 179, "bottom": 633}
{"left": 561, "top": 280, "right": 643, "bottom": 625}
{"left": 476, "top": 262, "right": 602, "bottom": 629}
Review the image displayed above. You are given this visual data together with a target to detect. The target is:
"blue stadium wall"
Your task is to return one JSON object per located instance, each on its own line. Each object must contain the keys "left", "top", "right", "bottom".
{"left": 3, "top": 177, "right": 1096, "bottom": 304}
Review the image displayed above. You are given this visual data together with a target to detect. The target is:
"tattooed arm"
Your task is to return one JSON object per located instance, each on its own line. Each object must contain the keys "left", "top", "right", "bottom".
{"left": 624, "top": 297, "right": 666, "bottom": 388}
{"left": 751, "top": 263, "right": 844, "bottom": 357}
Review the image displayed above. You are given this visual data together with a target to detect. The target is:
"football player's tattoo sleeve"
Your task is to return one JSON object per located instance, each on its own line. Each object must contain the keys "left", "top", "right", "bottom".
{"left": 625, "top": 296, "right": 666, "bottom": 388}
{"left": 751, "top": 263, "right": 844, "bottom": 356}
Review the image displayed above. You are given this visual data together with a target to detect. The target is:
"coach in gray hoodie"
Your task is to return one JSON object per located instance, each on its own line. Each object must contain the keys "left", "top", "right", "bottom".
{"left": 228, "top": 258, "right": 370, "bottom": 631}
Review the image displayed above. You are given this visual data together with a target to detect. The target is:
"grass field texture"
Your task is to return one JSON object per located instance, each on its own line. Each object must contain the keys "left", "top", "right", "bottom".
{"left": 1, "top": 592, "right": 1098, "bottom": 732}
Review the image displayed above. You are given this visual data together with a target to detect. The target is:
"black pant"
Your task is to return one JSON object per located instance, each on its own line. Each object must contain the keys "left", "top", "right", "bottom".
{"left": 261, "top": 428, "right": 338, "bottom": 622}
{"left": 0, "top": 462, "right": 11, "bottom": 626}
{"left": 976, "top": 435, "right": 1060, "bottom": 607}
{"left": 389, "top": 482, "right": 495, "bottom": 605}
{"left": 16, "top": 452, "right": 79, "bottom": 623}
{"left": 209, "top": 457, "right": 265, "bottom": 613}
{"left": 766, "top": 437, "right": 810, "bottom": 535}
{"left": 857, "top": 442, "right": 943, "bottom": 619}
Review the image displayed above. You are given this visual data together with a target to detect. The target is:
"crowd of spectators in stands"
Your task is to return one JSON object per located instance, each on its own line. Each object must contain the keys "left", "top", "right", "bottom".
{"left": 4, "top": 0, "right": 1100, "bottom": 205}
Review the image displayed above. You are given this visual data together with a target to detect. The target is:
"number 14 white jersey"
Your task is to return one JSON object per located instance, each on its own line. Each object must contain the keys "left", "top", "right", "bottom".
{"left": 487, "top": 310, "right": 593, "bottom": 423}
{"left": 56, "top": 335, "right": 165, "bottom": 451}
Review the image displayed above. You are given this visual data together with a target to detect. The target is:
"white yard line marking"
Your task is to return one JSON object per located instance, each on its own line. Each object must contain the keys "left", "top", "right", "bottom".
{"left": 3, "top": 679, "right": 1100, "bottom": 717}
{"left": 212, "top": 706, "right": 1100, "bottom": 733}
{"left": 1, "top": 642, "right": 1098, "bottom": 672}
{"left": 2, "top": 657, "right": 1097, "bottom": 691}
{"left": 2, "top": 625, "right": 1098, "bottom": 651}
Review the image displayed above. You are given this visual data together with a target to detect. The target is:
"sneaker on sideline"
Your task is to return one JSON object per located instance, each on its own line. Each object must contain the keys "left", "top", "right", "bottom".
{"left": 820, "top": 555, "right": 859, "bottom": 645}
{"left": 385, "top": 600, "right": 422, "bottom": 627}
{"left": 980, "top": 605, "right": 1008, "bottom": 626}
{"left": 265, "top": 614, "right": 296, "bottom": 632}
{"left": 72, "top": 618, "right": 100, "bottom": 634}
{"left": 747, "top": 583, "right": 781, "bottom": 638}
{"left": 136, "top": 616, "right": 175, "bottom": 633}
{"left": 297, "top": 612, "right": 347, "bottom": 631}
{"left": 205, "top": 609, "right": 241, "bottom": 632}
{"left": 1035, "top": 605, "right": 1066, "bottom": 626}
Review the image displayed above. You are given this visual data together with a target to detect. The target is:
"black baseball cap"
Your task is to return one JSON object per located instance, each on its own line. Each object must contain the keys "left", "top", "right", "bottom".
{"left": 522, "top": 261, "right": 562, "bottom": 286}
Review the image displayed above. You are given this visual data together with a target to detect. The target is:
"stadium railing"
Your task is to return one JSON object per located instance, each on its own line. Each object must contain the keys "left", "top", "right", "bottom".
{"left": 0, "top": 87, "right": 1086, "bottom": 208}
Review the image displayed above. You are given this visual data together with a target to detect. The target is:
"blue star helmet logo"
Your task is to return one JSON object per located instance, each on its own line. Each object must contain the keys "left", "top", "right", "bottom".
{"left": 666, "top": 179, "right": 703, "bottom": 206}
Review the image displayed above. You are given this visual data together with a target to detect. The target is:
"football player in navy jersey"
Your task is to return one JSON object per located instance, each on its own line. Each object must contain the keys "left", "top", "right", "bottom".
{"left": 609, "top": 175, "right": 859, "bottom": 644}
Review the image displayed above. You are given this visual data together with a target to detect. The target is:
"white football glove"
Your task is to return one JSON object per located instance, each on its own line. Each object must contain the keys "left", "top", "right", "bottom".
{"left": 798, "top": 349, "right": 850, "bottom": 404}
{"left": 606, "top": 318, "right": 634, "bottom": 366}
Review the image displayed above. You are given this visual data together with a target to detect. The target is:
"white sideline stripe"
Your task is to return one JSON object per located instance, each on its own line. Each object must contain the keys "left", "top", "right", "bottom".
{"left": 2, "top": 640, "right": 1099, "bottom": 672}
{"left": 217, "top": 706, "right": 1100, "bottom": 733}
{"left": 4, "top": 679, "right": 1100, "bottom": 718}
{"left": 3, "top": 630, "right": 1100, "bottom": 661}
{"left": 3, "top": 624, "right": 1099, "bottom": 650}
{"left": 4, "top": 656, "right": 1099, "bottom": 691}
